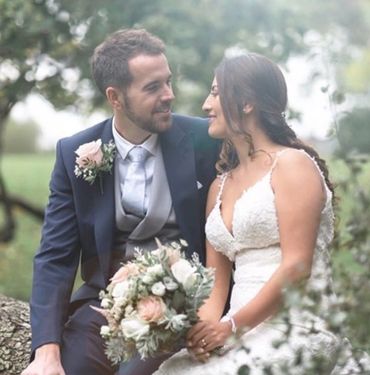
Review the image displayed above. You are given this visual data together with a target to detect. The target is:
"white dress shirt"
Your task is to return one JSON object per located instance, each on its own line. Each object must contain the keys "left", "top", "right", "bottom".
{"left": 112, "top": 118, "right": 159, "bottom": 215}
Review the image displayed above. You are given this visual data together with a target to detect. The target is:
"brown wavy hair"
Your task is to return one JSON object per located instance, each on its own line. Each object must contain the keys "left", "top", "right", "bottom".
{"left": 214, "top": 53, "right": 335, "bottom": 201}
{"left": 91, "top": 28, "right": 165, "bottom": 95}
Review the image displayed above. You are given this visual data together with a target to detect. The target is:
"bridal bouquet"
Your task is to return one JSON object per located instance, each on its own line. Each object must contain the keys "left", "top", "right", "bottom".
{"left": 95, "top": 240, "right": 214, "bottom": 364}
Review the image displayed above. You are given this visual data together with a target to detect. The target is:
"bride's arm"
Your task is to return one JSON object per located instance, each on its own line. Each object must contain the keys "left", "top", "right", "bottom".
{"left": 187, "top": 242, "right": 232, "bottom": 361}
{"left": 197, "top": 239, "right": 232, "bottom": 322}
{"left": 231, "top": 150, "right": 326, "bottom": 333}
{"left": 186, "top": 178, "right": 232, "bottom": 360}
{"left": 199, "top": 178, "right": 233, "bottom": 322}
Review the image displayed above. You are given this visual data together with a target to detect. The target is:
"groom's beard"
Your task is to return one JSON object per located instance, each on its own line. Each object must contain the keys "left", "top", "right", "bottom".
{"left": 123, "top": 93, "right": 173, "bottom": 134}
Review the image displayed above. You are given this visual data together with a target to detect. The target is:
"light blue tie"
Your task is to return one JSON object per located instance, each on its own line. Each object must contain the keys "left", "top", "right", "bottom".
{"left": 121, "top": 146, "right": 150, "bottom": 217}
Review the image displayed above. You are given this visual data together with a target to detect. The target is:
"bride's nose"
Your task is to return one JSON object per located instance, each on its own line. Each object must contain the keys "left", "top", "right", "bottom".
{"left": 202, "top": 95, "right": 211, "bottom": 113}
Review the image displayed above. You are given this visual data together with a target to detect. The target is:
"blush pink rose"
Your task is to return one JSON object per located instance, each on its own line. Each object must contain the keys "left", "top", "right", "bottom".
{"left": 137, "top": 296, "right": 166, "bottom": 323}
{"left": 111, "top": 263, "right": 140, "bottom": 284}
{"left": 75, "top": 139, "right": 104, "bottom": 168}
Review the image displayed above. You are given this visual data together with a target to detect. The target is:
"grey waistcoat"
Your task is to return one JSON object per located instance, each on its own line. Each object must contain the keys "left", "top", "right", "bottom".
{"left": 110, "top": 144, "right": 181, "bottom": 276}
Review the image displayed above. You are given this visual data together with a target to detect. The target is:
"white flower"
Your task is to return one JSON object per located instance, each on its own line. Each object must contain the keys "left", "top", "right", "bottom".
{"left": 179, "top": 239, "right": 188, "bottom": 247}
{"left": 163, "top": 276, "right": 178, "bottom": 291}
{"left": 113, "top": 296, "right": 127, "bottom": 309}
{"left": 147, "top": 264, "right": 164, "bottom": 277}
{"left": 151, "top": 282, "right": 166, "bottom": 296}
{"left": 170, "top": 241, "right": 181, "bottom": 250}
{"left": 100, "top": 325, "right": 110, "bottom": 336}
{"left": 101, "top": 298, "right": 111, "bottom": 308}
{"left": 169, "top": 314, "right": 188, "bottom": 331}
{"left": 184, "top": 273, "right": 198, "bottom": 289}
{"left": 171, "top": 259, "right": 196, "bottom": 287}
{"left": 142, "top": 274, "right": 155, "bottom": 284}
{"left": 121, "top": 318, "right": 150, "bottom": 340}
{"left": 112, "top": 281, "right": 130, "bottom": 298}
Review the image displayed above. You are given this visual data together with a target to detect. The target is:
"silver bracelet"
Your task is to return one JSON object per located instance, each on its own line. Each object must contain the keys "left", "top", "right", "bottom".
{"left": 225, "top": 316, "right": 237, "bottom": 334}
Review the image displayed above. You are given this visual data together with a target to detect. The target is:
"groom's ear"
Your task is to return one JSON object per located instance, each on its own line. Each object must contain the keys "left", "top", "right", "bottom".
{"left": 106, "top": 87, "right": 124, "bottom": 110}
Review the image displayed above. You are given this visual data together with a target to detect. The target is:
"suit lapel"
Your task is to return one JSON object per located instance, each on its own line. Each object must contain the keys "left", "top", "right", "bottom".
{"left": 94, "top": 118, "right": 115, "bottom": 283}
{"left": 160, "top": 123, "right": 201, "bottom": 254}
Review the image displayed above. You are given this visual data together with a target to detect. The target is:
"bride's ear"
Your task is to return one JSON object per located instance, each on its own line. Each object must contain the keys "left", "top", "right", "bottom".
{"left": 242, "top": 104, "right": 254, "bottom": 115}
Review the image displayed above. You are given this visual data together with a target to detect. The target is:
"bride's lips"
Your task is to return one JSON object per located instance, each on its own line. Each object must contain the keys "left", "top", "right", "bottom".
{"left": 208, "top": 115, "right": 216, "bottom": 124}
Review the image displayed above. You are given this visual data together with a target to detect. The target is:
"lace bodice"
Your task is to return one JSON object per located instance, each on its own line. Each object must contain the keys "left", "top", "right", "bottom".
{"left": 205, "top": 148, "right": 336, "bottom": 325}
{"left": 205, "top": 149, "right": 334, "bottom": 263}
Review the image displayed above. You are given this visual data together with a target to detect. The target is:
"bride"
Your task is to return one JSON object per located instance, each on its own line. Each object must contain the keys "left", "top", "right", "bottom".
{"left": 154, "top": 53, "right": 361, "bottom": 374}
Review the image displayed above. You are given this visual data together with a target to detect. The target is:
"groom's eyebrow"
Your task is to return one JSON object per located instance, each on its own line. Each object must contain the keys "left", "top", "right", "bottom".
{"left": 142, "top": 73, "right": 172, "bottom": 91}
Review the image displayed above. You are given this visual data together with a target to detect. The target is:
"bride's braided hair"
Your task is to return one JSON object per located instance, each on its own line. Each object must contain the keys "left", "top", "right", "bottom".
{"left": 214, "top": 53, "right": 335, "bottom": 202}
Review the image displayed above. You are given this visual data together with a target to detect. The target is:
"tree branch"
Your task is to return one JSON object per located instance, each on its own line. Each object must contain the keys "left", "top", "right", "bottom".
{"left": 0, "top": 193, "right": 44, "bottom": 221}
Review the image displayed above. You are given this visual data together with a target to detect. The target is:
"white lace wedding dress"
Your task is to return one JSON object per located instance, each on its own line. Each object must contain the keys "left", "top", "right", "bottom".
{"left": 154, "top": 150, "right": 363, "bottom": 375}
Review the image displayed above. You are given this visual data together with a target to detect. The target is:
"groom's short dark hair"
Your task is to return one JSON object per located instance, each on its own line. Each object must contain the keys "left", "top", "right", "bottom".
{"left": 91, "top": 28, "right": 166, "bottom": 95}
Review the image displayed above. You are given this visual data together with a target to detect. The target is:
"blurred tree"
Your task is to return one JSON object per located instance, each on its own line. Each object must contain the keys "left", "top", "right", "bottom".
{"left": 336, "top": 107, "right": 370, "bottom": 155}
{"left": 0, "top": 0, "right": 370, "bottom": 235}
{"left": 341, "top": 49, "right": 370, "bottom": 94}
{"left": 331, "top": 154, "right": 370, "bottom": 354}
{"left": 3, "top": 119, "right": 40, "bottom": 154}
{"left": 0, "top": 0, "right": 83, "bottom": 240}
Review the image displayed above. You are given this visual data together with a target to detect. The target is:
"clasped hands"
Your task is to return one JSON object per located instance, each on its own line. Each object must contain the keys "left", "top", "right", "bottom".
{"left": 186, "top": 320, "right": 232, "bottom": 362}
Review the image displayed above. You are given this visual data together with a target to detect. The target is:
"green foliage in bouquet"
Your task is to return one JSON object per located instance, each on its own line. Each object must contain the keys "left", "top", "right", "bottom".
{"left": 96, "top": 240, "right": 215, "bottom": 364}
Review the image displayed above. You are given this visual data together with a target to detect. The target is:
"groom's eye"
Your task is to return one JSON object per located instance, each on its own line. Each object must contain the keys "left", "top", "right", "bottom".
{"left": 146, "top": 84, "right": 159, "bottom": 92}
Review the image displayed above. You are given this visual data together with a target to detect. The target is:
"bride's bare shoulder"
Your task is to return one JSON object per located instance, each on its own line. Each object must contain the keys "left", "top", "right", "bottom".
{"left": 273, "top": 148, "right": 325, "bottom": 192}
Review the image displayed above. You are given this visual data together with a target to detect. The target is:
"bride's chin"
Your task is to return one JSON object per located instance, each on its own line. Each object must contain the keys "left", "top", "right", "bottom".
{"left": 208, "top": 127, "right": 225, "bottom": 140}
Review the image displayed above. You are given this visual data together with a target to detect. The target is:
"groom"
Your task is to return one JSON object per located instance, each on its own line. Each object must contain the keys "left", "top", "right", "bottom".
{"left": 22, "top": 29, "right": 219, "bottom": 375}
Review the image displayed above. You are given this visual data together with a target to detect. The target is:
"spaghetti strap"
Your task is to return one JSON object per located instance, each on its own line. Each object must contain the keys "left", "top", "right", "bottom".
{"left": 296, "top": 149, "right": 325, "bottom": 180}
{"left": 270, "top": 148, "right": 290, "bottom": 171}
{"left": 216, "top": 173, "right": 229, "bottom": 203}
{"left": 270, "top": 148, "right": 331, "bottom": 199}
{"left": 273, "top": 148, "right": 325, "bottom": 180}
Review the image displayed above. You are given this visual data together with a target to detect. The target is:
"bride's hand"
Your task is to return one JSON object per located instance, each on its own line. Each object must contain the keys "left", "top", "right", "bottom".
{"left": 186, "top": 320, "right": 232, "bottom": 361}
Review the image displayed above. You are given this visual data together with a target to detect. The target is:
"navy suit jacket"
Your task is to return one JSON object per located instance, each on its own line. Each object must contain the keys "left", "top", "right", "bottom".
{"left": 30, "top": 114, "right": 220, "bottom": 352}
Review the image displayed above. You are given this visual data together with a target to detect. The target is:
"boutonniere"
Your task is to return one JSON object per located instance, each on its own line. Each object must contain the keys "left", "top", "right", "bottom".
{"left": 74, "top": 139, "right": 116, "bottom": 193}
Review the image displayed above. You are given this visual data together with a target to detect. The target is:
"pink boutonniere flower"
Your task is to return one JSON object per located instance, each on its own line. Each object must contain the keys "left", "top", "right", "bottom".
{"left": 74, "top": 139, "right": 116, "bottom": 192}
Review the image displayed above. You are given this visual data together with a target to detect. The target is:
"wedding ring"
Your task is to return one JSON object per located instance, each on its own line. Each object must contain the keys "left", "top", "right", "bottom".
{"left": 201, "top": 338, "right": 207, "bottom": 347}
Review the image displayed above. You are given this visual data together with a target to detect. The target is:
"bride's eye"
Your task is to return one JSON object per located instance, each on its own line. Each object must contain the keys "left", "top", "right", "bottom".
{"left": 210, "top": 84, "right": 219, "bottom": 98}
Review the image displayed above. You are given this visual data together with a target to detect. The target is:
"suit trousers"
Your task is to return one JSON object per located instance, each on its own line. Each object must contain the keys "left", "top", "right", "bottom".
{"left": 61, "top": 299, "right": 171, "bottom": 375}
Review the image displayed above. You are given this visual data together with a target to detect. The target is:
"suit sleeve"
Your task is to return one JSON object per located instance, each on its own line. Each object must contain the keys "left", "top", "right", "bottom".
{"left": 30, "top": 139, "right": 81, "bottom": 352}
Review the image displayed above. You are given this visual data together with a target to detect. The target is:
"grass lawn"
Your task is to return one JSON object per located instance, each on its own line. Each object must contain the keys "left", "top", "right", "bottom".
{"left": 0, "top": 153, "right": 54, "bottom": 300}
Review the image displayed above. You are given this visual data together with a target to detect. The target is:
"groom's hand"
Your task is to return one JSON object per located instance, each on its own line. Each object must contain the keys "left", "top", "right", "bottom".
{"left": 21, "top": 343, "right": 65, "bottom": 375}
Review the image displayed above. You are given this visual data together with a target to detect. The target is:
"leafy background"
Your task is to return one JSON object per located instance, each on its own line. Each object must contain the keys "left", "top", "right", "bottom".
{"left": 0, "top": 0, "right": 369, "bottom": 357}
